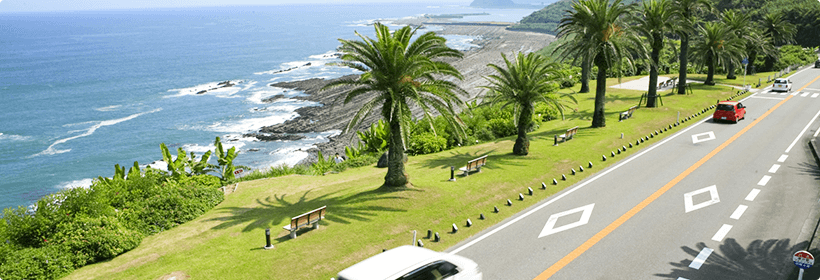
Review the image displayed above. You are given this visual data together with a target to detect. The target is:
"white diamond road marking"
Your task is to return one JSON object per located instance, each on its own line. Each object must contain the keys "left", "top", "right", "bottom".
{"left": 781, "top": 91, "right": 789, "bottom": 95}
{"left": 690, "top": 247, "right": 714, "bottom": 269}
{"left": 778, "top": 154, "right": 789, "bottom": 162}
{"left": 802, "top": 92, "right": 811, "bottom": 97}
{"left": 746, "top": 189, "right": 761, "bottom": 201}
{"left": 769, "top": 164, "right": 781, "bottom": 173}
{"left": 712, "top": 224, "right": 733, "bottom": 241}
{"left": 539, "top": 203, "right": 595, "bottom": 238}
{"left": 692, "top": 131, "right": 716, "bottom": 144}
{"left": 758, "top": 175, "right": 772, "bottom": 186}
{"left": 730, "top": 205, "right": 748, "bottom": 220}
{"left": 771, "top": 91, "right": 779, "bottom": 95}
{"left": 684, "top": 185, "right": 720, "bottom": 213}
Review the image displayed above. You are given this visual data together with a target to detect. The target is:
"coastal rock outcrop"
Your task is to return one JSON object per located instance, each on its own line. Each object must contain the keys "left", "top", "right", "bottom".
{"left": 243, "top": 133, "right": 306, "bottom": 141}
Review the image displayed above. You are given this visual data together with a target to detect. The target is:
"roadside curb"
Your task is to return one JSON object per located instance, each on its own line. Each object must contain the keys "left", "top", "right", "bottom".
{"left": 787, "top": 137, "right": 820, "bottom": 280}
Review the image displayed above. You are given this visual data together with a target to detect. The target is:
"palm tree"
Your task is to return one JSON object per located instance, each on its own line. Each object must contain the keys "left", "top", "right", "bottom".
{"left": 555, "top": 33, "right": 593, "bottom": 94}
{"left": 761, "top": 13, "right": 797, "bottom": 71}
{"left": 556, "top": 0, "right": 644, "bottom": 128}
{"left": 720, "top": 10, "right": 749, "bottom": 80}
{"left": 670, "top": 0, "right": 712, "bottom": 95}
{"left": 689, "top": 22, "right": 744, "bottom": 86}
{"left": 481, "top": 52, "right": 576, "bottom": 155}
{"left": 324, "top": 23, "right": 467, "bottom": 188}
{"left": 761, "top": 13, "right": 796, "bottom": 46}
{"left": 636, "top": 0, "right": 679, "bottom": 108}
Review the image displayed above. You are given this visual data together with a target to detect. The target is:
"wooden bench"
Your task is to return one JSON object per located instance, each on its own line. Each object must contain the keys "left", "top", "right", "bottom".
{"left": 283, "top": 206, "right": 326, "bottom": 239}
{"left": 554, "top": 126, "right": 579, "bottom": 145}
{"left": 620, "top": 106, "right": 638, "bottom": 121}
{"left": 459, "top": 155, "right": 488, "bottom": 176}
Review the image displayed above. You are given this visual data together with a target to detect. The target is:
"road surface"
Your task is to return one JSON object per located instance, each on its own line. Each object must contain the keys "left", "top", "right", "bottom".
{"left": 448, "top": 66, "right": 820, "bottom": 280}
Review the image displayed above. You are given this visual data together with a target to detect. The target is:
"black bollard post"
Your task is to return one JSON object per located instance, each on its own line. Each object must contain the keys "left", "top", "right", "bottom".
{"left": 264, "top": 228, "right": 274, "bottom": 250}
{"left": 449, "top": 166, "right": 455, "bottom": 182}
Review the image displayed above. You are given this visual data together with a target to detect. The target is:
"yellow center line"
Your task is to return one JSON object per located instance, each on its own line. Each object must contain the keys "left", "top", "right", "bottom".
{"left": 533, "top": 73, "right": 820, "bottom": 279}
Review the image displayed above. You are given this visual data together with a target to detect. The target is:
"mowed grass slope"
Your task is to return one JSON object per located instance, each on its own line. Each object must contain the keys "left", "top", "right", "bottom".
{"left": 65, "top": 76, "right": 750, "bottom": 280}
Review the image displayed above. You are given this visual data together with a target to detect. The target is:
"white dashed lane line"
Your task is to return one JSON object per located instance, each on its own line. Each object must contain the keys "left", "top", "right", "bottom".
{"left": 730, "top": 205, "right": 748, "bottom": 220}
{"left": 758, "top": 175, "right": 772, "bottom": 186}
{"left": 712, "top": 224, "right": 733, "bottom": 242}
{"left": 690, "top": 247, "right": 714, "bottom": 269}
{"left": 746, "top": 189, "right": 761, "bottom": 201}
{"left": 778, "top": 154, "right": 789, "bottom": 162}
{"left": 769, "top": 164, "right": 781, "bottom": 173}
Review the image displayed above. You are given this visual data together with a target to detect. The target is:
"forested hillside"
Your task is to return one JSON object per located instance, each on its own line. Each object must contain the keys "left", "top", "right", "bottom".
{"left": 510, "top": 0, "right": 820, "bottom": 48}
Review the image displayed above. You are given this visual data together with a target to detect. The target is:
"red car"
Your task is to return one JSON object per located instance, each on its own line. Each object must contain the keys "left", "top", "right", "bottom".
{"left": 713, "top": 101, "right": 746, "bottom": 123}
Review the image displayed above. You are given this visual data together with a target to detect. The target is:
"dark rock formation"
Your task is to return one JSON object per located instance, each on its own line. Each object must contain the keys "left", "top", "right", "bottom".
{"left": 243, "top": 133, "right": 306, "bottom": 141}
{"left": 262, "top": 94, "right": 286, "bottom": 103}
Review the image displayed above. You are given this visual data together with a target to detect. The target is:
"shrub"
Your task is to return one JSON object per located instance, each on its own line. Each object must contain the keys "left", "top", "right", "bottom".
{"left": 53, "top": 215, "right": 143, "bottom": 265}
{"left": 118, "top": 175, "right": 224, "bottom": 235}
{"left": 2, "top": 197, "right": 67, "bottom": 248}
{"left": 0, "top": 245, "right": 75, "bottom": 280}
{"left": 407, "top": 132, "right": 448, "bottom": 155}
{"left": 487, "top": 118, "right": 516, "bottom": 138}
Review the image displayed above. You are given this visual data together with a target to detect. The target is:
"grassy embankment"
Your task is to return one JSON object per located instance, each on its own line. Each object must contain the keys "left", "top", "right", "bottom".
{"left": 65, "top": 73, "right": 776, "bottom": 280}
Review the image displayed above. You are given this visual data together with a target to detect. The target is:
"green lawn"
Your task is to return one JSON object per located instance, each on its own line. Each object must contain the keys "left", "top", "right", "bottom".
{"left": 65, "top": 76, "right": 750, "bottom": 280}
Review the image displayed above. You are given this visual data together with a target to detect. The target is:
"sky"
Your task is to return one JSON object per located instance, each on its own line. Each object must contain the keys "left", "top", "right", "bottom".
{"left": 0, "top": 0, "right": 472, "bottom": 12}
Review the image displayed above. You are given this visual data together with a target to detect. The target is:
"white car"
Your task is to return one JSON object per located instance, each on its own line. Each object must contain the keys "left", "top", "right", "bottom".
{"left": 336, "top": 246, "right": 482, "bottom": 280}
{"left": 772, "top": 78, "right": 792, "bottom": 92}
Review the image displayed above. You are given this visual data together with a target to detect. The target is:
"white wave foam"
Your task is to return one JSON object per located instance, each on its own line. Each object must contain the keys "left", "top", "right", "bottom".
{"left": 205, "top": 111, "right": 299, "bottom": 133}
{"left": 443, "top": 35, "right": 482, "bottom": 51}
{"left": 30, "top": 108, "right": 162, "bottom": 157}
{"left": 165, "top": 80, "right": 244, "bottom": 98}
{"left": 0, "top": 133, "right": 33, "bottom": 142}
{"left": 95, "top": 105, "right": 122, "bottom": 112}
{"left": 57, "top": 178, "right": 94, "bottom": 189}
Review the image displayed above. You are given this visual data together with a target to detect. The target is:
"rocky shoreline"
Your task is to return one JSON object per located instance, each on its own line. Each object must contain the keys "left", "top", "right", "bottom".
{"left": 254, "top": 19, "right": 555, "bottom": 165}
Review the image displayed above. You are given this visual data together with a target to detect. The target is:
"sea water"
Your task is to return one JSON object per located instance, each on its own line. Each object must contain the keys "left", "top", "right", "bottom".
{"left": 0, "top": 4, "right": 538, "bottom": 210}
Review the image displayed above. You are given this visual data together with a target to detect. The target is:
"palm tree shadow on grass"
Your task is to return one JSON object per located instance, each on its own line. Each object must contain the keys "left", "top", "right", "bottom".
{"left": 206, "top": 186, "right": 412, "bottom": 234}
{"left": 655, "top": 238, "right": 808, "bottom": 280}
{"left": 416, "top": 147, "right": 538, "bottom": 172}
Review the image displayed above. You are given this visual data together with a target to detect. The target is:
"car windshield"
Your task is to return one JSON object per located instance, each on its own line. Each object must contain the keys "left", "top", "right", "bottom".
{"left": 775, "top": 80, "right": 787, "bottom": 84}
{"left": 717, "top": 104, "right": 735, "bottom": 111}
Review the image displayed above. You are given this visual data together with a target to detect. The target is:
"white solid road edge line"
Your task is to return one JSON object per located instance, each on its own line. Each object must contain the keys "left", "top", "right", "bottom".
{"left": 712, "top": 224, "right": 733, "bottom": 242}
{"left": 785, "top": 106, "right": 820, "bottom": 153}
{"left": 746, "top": 189, "right": 761, "bottom": 201}
{"left": 448, "top": 113, "right": 713, "bottom": 255}
{"left": 689, "top": 247, "right": 714, "bottom": 269}
{"left": 730, "top": 205, "right": 748, "bottom": 220}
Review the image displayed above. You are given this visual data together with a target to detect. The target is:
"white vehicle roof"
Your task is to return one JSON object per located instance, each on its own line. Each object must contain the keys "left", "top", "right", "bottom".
{"left": 774, "top": 78, "right": 789, "bottom": 82}
{"left": 337, "top": 245, "right": 475, "bottom": 280}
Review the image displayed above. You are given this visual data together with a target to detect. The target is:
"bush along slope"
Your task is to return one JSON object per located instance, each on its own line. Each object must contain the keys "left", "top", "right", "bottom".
{"left": 0, "top": 139, "right": 229, "bottom": 280}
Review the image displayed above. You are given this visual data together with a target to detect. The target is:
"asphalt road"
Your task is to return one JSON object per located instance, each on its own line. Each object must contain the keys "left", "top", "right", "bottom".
{"left": 447, "top": 66, "right": 820, "bottom": 280}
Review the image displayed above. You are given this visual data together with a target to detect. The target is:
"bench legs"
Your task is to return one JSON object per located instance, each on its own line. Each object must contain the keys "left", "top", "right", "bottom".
{"left": 289, "top": 231, "right": 297, "bottom": 239}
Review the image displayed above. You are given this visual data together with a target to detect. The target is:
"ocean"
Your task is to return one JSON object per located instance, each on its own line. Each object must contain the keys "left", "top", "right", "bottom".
{"left": 0, "top": 3, "right": 539, "bottom": 211}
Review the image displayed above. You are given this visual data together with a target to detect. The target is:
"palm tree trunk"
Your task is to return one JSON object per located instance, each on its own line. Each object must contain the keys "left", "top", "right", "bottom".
{"left": 726, "top": 63, "right": 737, "bottom": 79}
{"left": 748, "top": 50, "right": 758, "bottom": 74}
{"left": 384, "top": 117, "right": 408, "bottom": 187}
{"left": 705, "top": 53, "right": 716, "bottom": 85}
{"left": 580, "top": 55, "right": 591, "bottom": 93}
{"left": 677, "top": 35, "right": 690, "bottom": 95}
{"left": 647, "top": 36, "right": 662, "bottom": 108}
{"left": 592, "top": 62, "right": 608, "bottom": 128}
{"left": 513, "top": 105, "right": 532, "bottom": 155}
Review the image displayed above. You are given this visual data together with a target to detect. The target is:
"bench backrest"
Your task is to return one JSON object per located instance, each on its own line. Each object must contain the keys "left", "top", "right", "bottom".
{"left": 291, "top": 206, "right": 327, "bottom": 229}
{"left": 567, "top": 126, "right": 579, "bottom": 136}
{"left": 467, "top": 155, "right": 488, "bottom": 169}
{"left": 629, "top": 106, "right": 637, "bottom": 113}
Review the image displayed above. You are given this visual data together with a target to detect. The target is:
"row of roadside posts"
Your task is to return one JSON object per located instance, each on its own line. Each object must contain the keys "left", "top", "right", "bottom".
{"left": 794, "top": 250, "right": 814, "bottom": 280}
